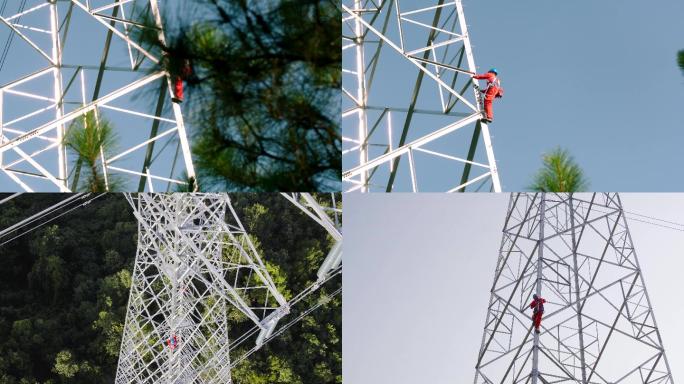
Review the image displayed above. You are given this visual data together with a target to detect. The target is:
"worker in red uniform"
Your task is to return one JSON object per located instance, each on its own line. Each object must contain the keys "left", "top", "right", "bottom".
{"left": 167, "top": 334, "right": 179, "bottom": 350}
{"left": 529, "top": 294, "right": 546, "bottom": 334}
{"left": 472, "top": 68, "right": 503, "bottom": 123}
{"left": 172, "top": 59, "right": 192, "bottom": 104}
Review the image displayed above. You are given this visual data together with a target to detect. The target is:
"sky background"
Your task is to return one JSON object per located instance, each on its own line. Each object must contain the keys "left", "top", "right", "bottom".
{"left": 345, "top": 0, "right": 684, "bottom": 191}
{"left": 467, "top": 0, "right": 684, "bottom": 191}
{"left": 344, "top": 193, "right": 684, "bottom": 383}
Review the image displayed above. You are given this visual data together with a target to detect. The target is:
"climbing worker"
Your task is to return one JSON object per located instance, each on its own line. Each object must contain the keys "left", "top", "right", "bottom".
{"left": 472, "top": 68, "right": 503, "bottom": 123}
{"left": 172, "top": 59, "right": 192, "bottom": 104}
{"left": 167, "top": 334, "right": 179, "bottom": 350}
{"left": 529, "top": 294, "right": 546, "bottom": 334}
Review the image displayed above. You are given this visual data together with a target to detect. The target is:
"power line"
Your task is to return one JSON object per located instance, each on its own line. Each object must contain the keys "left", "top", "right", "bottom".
{"left": 0, "top": 0, "right": 27, "bottom": 72}
{"left": 230, "top": 285, "right": 342, "bottom": 370}
{"left": 0, "top": 194, "right": 86, "bottom": 239}
{"left": 228, "top": 265, "right": 342, "bottom": 352}
{"left": 0, "top": 1, "right": 8, "bottom": 20}
{"left": 587, "top": 206, "right": 684, "bottom": 233}
{"left": 0, "top": 193, "right": 106, "bottom": 247}
{"left": 623, "top": 209, "right": 684, "bottom": 229}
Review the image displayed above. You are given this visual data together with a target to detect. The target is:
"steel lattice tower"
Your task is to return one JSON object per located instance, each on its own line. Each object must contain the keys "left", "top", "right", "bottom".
{"left": 117, "top": 193, "right": 342, "bottom": 383}
{"left": 342, "top": 0, "right": 500, "bottom": 192}
{"left": 474, "top": 193, "right": 674, "bottom": 384}
{"left": 0, "top": 1, "right": 194, "bottom": 192}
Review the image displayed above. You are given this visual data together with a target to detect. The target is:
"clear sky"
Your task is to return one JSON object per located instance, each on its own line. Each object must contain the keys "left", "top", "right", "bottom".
{"left": 350, "top": 0, "right": 684, "bottom": 191}
{"left": 467, "top": 0, "right": 684, "bottom": 191}
{"left": 343, "top": 193, "right": 684, "bottom": 383}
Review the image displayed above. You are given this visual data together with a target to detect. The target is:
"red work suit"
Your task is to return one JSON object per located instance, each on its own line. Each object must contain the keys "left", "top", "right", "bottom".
{"left": 473, "top": 72, "right": 502, "bottom": 120}
{"left": 529, "top": 297, "right": 546, "bottom": 331}
{"left": 167, "top": 335, "right": 179, "bottom": 350}
{"left": 173, "top": 62, "right": 192, "bottom": 102}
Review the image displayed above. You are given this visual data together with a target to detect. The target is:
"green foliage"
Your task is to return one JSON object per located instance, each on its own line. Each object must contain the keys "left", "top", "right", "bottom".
{"left": 52, "top": 350, "right": 98, "bottom": 383}
{"left": 0, "top": 193, "right": 341, "bottom": 383}
{"left": 53, "top": 351, "right": 79, "bottom": 379}
{"left": 63, "top": 111, "right": 122, "bottom": 192}
{"left": 0, "top": 195, "right": 135, "bottom": 383}
{"left": 678, "top": 50, "right": 684, "bottom": 73}
{"left": 528, "top": 147, "right": 589, "bottom": 192}
{"left": 134, "top": 0, "right": 341, "bottom": 191}
{"left": 233, "top": 355, "right": 303, "bottom": 384}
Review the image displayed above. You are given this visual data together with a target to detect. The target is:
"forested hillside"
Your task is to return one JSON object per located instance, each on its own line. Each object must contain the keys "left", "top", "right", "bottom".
{"left": 0, "top": 194, "right": 341, "bottom": 383}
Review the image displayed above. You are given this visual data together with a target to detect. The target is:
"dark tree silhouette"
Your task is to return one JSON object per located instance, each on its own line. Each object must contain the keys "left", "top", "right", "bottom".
{"left": 135, "top": 0, "right": 341, "bottom": 191}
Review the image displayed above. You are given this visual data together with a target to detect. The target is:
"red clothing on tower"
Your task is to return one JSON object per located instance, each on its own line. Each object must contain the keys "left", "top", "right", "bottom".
{"left": 174, "top": 77, "right": 184, "bottom": 101}
{"left": 172, "top": 61, "right": 192, "bottom": 102}
{"left": 473, "top": 72, "right": 502, "bottom": 120}
{"left": 529, "top": 296, "right": 546, "bottom": 331}
{"left": 532, "top": 311, "right": 543, "bottom": 329}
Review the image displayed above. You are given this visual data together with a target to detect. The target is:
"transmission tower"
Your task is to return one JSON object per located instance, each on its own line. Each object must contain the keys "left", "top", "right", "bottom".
{"left": 474, "top": 193, "right": 673, "bottom": 384}
{"left": 116, "top": 193, "right": 341, "bottom": 383}
{"left": 342, "top": 0, "right": 501, "bottom": 192}
{"left": 0, "top": 1, "right": 194, "bottom": 192}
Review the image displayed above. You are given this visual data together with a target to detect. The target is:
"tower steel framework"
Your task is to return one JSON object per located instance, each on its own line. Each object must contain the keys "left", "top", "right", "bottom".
{"left": 116, "top": 193, "right": 341, "bottom": 383}
{"left": 342, "top": 0, "right": 501, "bottom": 192}
{"left": 474, "top": 193, "right": 673, "bottom": 384}
{"left": 0, "top": 0, "right": 194, "bottom": 192}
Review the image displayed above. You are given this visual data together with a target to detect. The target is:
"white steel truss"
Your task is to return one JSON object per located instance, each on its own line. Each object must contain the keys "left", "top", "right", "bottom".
{"left": 116, "top": 193, "right": 341, "bottom": 383}
{"left": 0, "top": 1, "right": 195, "bottom": 192}
{"left": 281, "top": 192, "right": 342, "bottom": 283}
{"left": 342, "top": 0, "right": 501, "bottom": 192}
{"left": 474, "top": 193, "right": 674, "bottom": 384}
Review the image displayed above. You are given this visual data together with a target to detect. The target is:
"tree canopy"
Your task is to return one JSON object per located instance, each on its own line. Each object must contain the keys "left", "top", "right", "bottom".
{"left": 64, "top": 112, "right": 122, "bottom": 192}
{"left": 528, "top": 147, "right": 589, "bottom": 192}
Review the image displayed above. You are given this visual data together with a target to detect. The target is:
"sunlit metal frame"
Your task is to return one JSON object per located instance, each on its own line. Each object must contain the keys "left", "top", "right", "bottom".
{"left": 0, "top": 0, "right": 195, "bottom": 192}
{"left": 116, "top": 193, "right": 342, "bottom": 383}
{"left": 342, "top": 0, "right": 500, "bottom": 192}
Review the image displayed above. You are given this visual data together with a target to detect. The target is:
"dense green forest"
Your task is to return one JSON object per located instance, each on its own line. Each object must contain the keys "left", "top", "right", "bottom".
{"left": 0, "top": 194, "right": 341, "bottom": 383}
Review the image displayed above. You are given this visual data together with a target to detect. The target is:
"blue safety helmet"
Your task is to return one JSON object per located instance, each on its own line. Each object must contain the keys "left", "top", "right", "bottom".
{"left": 488, "top": 68, "right": 498, "bottom": 75}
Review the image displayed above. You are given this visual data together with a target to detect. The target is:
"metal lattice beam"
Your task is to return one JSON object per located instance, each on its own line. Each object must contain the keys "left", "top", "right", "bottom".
{"left": 474, "top": 193, "right": 674, "bottom": 384}
{"left": 117, "top": 193, "right": 342, "bottom": 383}
{"left": 342, "top": 0, "right": 501, "bottom": 192}
{"left": 0, "top": 1, "right": 195, "bottom": 192}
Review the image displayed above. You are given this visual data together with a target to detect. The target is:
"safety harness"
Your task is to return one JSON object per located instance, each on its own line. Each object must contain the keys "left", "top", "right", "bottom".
{"left": 487, "top": 77, "right": 504, "bottom": 96}
{"left": 486, "top": 77, "right": 501, "bottom": 89}
{"left": 480, "top": 76, "right": 504, "bottom": 99}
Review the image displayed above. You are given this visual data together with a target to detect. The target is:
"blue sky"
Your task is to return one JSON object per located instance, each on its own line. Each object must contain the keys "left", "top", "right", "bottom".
{"left": 347, "top": 0, "right": 684, "bottom": 191}
{"left": 466, "top": 0, "right": 684, "bottom": 191}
